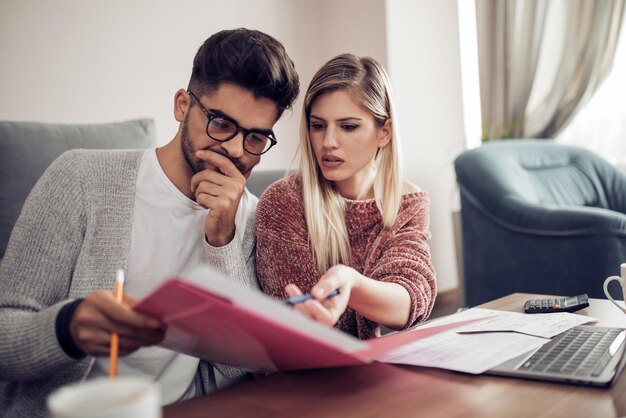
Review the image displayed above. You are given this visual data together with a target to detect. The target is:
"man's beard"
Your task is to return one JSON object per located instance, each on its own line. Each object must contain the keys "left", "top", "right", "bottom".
{"left": 180, "top": 118, "right": 248, "bottom": 175}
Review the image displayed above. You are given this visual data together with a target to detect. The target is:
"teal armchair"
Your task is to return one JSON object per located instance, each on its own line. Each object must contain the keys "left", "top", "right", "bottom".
{"left": 454, "top": 140, "right": 626, "bottom": 306}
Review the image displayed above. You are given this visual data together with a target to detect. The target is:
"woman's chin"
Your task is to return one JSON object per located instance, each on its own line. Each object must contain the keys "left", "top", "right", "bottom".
{"left": 319, "top": 171, "right": 345, "bottom": 183}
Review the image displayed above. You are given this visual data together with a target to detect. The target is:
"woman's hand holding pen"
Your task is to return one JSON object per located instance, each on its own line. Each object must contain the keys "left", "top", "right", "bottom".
{"left": 69, "top": 290, "right": 165, "bottom": 357}
{"left": 285, "top": 264, "right": 358, "bottom": 327}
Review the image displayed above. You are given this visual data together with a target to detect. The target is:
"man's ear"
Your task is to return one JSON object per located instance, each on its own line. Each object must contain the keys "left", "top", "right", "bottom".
{"left": 378, "top": 119, "right": 392, "bottom": 148}
{"left": 174, "top": 89, "right": 190, "bottom": 123}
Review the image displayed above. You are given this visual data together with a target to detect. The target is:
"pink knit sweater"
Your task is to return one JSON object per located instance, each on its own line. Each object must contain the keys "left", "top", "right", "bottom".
{"left": 255, "top": 175, "right": 437, "bottom": 339}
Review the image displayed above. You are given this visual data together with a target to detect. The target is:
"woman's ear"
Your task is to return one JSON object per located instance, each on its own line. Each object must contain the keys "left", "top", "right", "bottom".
{"left": 174, "top": 89, "right": 190, "bottom": 123}
{"left": 378, "top": 119, "right": 392, "bottom": 148}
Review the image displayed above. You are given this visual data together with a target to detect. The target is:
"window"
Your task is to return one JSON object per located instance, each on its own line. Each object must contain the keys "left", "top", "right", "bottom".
{"left": 557, "top": 19, "right": 626, "bottom": 169}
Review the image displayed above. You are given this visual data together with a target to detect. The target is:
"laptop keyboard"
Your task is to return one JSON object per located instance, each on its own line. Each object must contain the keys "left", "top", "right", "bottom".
{"left": 518, "top": 326, "right": 624, "bottom": 377}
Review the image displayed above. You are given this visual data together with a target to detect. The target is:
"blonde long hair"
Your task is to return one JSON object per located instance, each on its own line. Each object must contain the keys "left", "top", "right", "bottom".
{"left": 299, "top": 54, "right": 402, "bottom": 274}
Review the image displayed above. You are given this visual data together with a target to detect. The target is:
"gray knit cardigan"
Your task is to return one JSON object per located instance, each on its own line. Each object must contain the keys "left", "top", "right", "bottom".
{"left": 0, "top": 149, "right": 258, "bottom": 417}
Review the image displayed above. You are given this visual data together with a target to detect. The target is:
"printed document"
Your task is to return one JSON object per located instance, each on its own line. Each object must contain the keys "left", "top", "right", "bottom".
{"left": 378, "top": 307, "right": 596, "bottom": 374}
{"left": 379, "top": 330, "right": 547, "bottom": 374}
{"left": 432, "top": 308, "right": 596, "bottom": 338}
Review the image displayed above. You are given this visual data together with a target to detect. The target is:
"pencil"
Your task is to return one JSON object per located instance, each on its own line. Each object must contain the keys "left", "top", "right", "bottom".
{"left": 108, "top": 269, "right": 125, "bottom": 379}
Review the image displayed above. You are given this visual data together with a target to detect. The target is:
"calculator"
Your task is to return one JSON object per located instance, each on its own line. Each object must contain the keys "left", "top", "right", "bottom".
{"left": 523, "top": 294, "right": 589, "bottom": 314}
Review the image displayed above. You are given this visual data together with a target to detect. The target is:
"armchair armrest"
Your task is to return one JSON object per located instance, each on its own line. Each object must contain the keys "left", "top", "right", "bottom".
{"left": 461, "top": 188, "right": 626, "bottom": 237}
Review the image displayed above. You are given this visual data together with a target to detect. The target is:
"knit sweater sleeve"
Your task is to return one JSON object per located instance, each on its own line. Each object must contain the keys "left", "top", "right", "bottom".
{"left": 0, "top": 151, "right": 87, "bottom": 380}
{"left": 255, "top": 176, "right": 319, "bottom": 300}
{"left": 359, "top": 192, "right": 437, "bottom": 335}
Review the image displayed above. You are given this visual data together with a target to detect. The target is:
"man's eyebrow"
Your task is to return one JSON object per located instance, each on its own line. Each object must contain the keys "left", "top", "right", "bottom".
{"left": 209, "top": 108, "right": 274, "bottom": 135}
{"left": 209, "top": 108, "right": 239, "bottom": 124}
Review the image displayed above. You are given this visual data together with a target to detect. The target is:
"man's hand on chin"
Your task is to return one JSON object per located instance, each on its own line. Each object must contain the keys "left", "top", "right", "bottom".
{"left": 190, "top": 150, "right": 246, "bottom": 247}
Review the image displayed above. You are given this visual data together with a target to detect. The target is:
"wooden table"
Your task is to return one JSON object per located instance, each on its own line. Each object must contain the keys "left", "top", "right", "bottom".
{"left": 163, "top": 293, "right": 626, "bottom": 418}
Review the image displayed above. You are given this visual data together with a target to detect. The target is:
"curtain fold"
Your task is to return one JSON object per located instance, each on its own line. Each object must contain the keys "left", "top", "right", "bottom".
{"left": 476, "top": 0, "right": 625, "bottom": 140}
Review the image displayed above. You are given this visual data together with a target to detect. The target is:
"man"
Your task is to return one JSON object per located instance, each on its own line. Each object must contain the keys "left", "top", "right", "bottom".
{"left": 0, "top": 28, "right": 299, "bottom": 416}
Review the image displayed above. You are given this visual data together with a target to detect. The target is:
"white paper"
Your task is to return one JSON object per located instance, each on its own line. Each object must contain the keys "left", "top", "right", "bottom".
{"left": 418, "top": 308, "right": 498, "bottom": 328}
{"left": 379, "top": 331, "right": 548, "bottom": 374}
{"left": 451, "top": 308, "right": 596, "bottom": 338}
{"left": 378, "top": 307, "right": 597, "bottom": 374}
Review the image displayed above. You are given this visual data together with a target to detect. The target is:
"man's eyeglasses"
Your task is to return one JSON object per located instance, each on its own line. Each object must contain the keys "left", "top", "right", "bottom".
{"left": 188, "top": 91, "right": 277, "bottom": 155}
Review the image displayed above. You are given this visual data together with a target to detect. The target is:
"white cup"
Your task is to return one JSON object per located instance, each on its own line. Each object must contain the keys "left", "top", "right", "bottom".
{"left": 47, "top": 377, "right": 161, "bottom": 418}
{"left": 603, "top": 263, "right": 626, "bottom": 313}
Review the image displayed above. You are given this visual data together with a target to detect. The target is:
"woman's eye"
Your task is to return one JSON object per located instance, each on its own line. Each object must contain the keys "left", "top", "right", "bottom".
{"left": 341, "top": 124, "right": 358, "bottom": 132}
{"left": 310, "top": 123, "right": 325, "bottom": 130}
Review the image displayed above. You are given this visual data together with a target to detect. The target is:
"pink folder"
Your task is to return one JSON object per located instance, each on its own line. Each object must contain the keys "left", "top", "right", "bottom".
{"left": 134, "top": 267, "right": 474, "bottom": 372}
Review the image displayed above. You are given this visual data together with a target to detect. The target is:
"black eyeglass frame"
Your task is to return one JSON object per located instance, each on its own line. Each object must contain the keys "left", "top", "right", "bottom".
{"left": 187, "top": 91, "right": 277, "bottom": 156}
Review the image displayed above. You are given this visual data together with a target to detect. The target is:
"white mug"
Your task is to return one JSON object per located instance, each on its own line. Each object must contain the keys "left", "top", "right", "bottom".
{"left": 47, "top": 377, "right": 161, "bottom": 418}
{"left": 603, "top": 263, "right": 626, "bottom": 313}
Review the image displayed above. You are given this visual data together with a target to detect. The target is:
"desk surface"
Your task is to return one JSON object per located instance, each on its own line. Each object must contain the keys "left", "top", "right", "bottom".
{"left": 163, "top": 293, "right": 626, "bottom": 418}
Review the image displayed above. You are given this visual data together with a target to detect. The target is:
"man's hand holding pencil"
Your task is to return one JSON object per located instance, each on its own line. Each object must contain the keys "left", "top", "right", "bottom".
{"left": 68, "top": 271, "right": 165, "bottom": 359}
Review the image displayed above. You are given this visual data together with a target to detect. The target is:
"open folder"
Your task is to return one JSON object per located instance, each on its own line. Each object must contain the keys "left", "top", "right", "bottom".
{"left": 133, "top": 266, "right": 472, "bottom": 372}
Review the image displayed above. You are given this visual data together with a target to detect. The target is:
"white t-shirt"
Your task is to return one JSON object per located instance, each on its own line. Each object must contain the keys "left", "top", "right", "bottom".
{"left": 88, "top": 149, "right": 250, "bottom": 405}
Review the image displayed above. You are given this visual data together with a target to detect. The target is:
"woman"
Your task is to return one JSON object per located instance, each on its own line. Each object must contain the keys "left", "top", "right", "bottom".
{"left": 256, "top": 54, "right": 436, "bottom": 339}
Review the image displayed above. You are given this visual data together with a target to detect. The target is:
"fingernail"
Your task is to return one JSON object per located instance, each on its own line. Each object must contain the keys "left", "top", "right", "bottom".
{"left": 148, "top": 319, "right": 161, "bottom": 328}
{"left": 314, "top": 288, "right": 325, "bottom": 297}
{"left": 195, "top": 150, "right": 203, "bottom": 156}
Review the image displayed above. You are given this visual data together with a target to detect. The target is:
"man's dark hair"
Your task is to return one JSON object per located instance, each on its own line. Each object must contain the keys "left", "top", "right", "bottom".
{"left": 188, "top": 28, "right": 299, "bottom": 118}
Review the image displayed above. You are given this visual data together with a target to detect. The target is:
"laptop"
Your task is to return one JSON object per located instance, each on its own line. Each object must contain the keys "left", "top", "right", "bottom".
{"left": 487, "top": 325, "right": 626, "bottom": 387}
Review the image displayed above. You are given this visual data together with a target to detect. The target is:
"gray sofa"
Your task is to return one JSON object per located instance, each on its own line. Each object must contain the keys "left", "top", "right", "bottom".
{"left": 246, "top": 169, "right": 285, "bottom": 198}
{"left": 454, "top": 140, "right": 626, "bottom": 306}
{"left": 0, "top": 119, "right": 157, "bottom": 260}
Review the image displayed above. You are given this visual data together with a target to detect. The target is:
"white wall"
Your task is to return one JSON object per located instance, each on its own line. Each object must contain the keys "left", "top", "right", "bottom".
{"left": 0, "top": 0, "right": 464, "bottom": 292}
{"left": 317, "top": 0, "right": 388, "bottom": 67}
{"left": 0, "top": 0, "right": 305, "bottom": 169}
{"left": 386, "top": 0, "right": 466, "bottom": 292}
{"left": 0, "top": 0, "right": 387, "bottom": 171}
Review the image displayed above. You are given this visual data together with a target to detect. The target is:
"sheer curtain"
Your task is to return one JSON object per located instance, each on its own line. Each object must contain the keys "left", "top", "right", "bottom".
{"left": 476, "top": 0, "right": 624, "bottom": 140}
{"left": 557, "top": 12, "right": 626, "bottom": 168}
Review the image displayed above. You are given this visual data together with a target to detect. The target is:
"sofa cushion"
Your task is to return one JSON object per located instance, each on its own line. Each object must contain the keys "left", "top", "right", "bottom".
{"left": 246, "top": 169, "right": 286, "bottom": 199}
{"left": 0, "top": 119, "right": 156, "bottom": 258}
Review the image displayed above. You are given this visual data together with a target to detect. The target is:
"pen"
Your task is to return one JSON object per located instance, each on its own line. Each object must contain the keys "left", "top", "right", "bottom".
{"left": 285, "top": 289, "right": 340, "bottom": 306}
{"left": 108, "top": 269, "right": 125, "bottom": 379}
